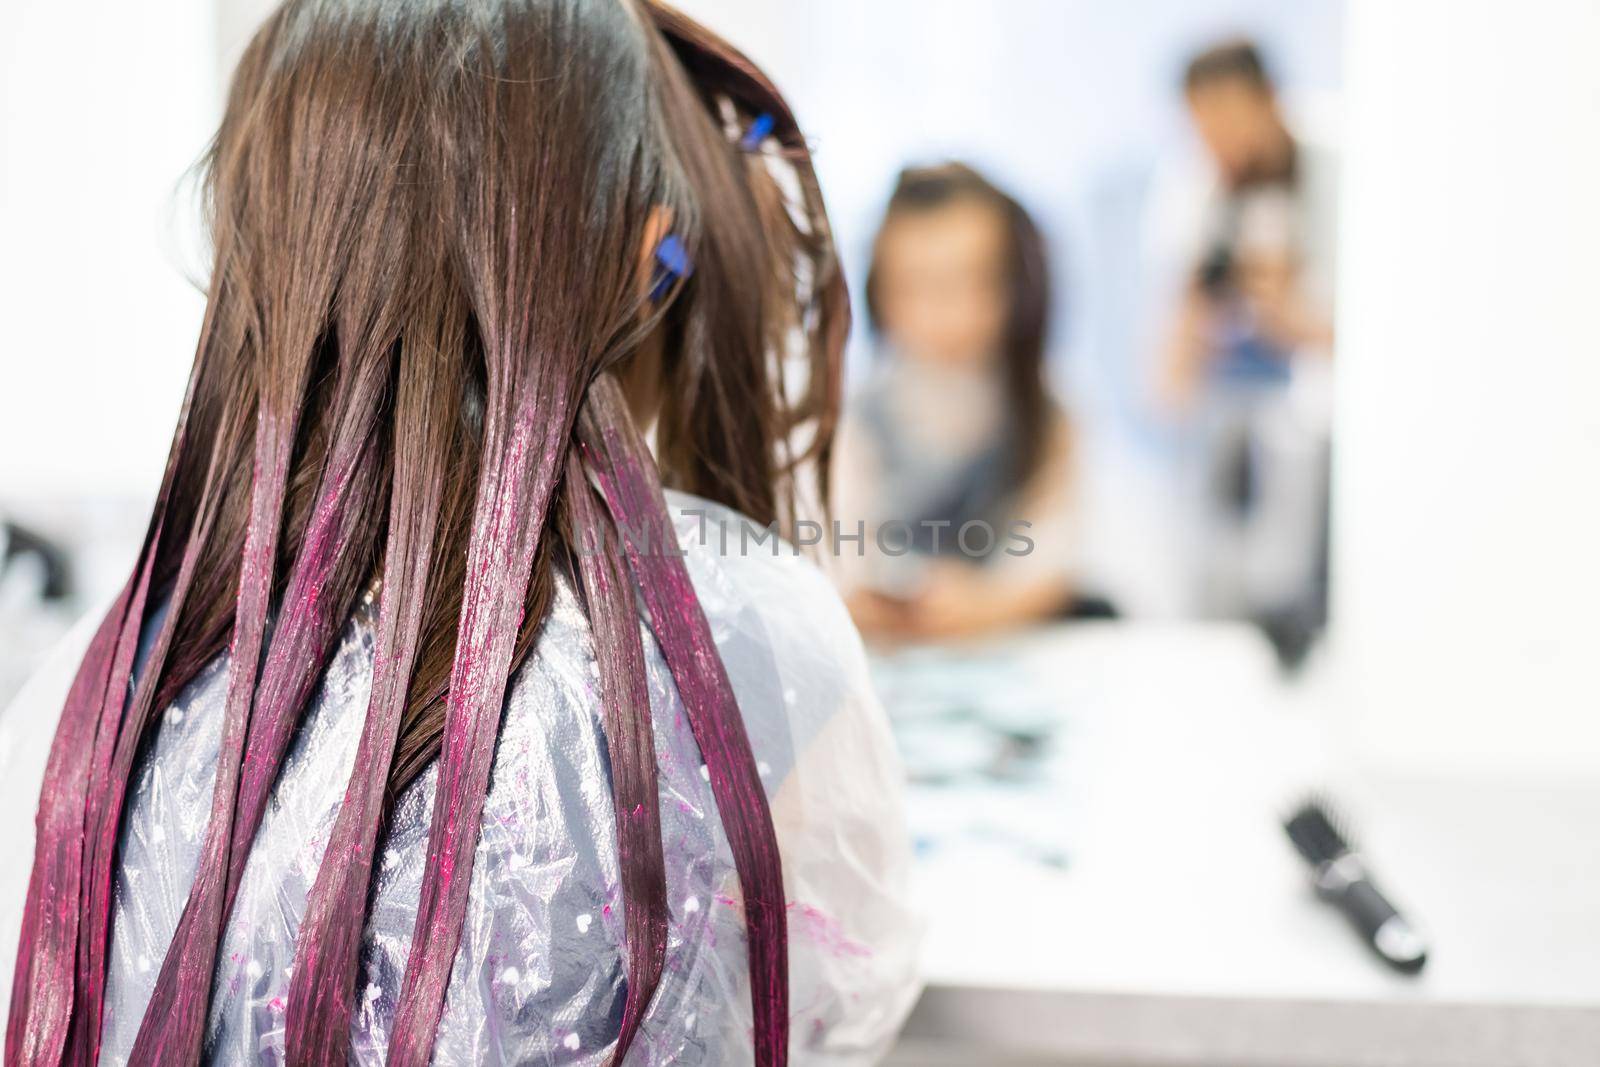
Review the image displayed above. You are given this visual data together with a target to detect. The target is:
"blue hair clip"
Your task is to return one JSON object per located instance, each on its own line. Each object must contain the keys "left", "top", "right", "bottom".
{"left": 650, "top": 233, "right": 692, "bottom": 302}
{"left": 739, "top": 112, "right": 774, "bottom": 152}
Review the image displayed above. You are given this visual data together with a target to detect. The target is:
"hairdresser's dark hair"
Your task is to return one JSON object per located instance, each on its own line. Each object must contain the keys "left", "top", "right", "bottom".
{"left": 864, "top": 162, "right": 1055, "bottom": 490}
{"left": 6, "top": 2, "right": 846, "bottom": 1065}
{"left": 1183, "top": 37, "right": 1273, "bottom": 94}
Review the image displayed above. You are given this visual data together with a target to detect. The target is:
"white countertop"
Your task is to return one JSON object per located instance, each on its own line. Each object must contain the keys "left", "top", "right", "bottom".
{"left": 883, "top": 623, "right": 1600, "bottom": 1066}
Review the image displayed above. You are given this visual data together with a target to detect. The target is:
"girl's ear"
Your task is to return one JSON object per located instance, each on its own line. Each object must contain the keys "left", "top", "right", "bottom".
{"left": 637, "top": 205, "right": 675, "bottom": 306}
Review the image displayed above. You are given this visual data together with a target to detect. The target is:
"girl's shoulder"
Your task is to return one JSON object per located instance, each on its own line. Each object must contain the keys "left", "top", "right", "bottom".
{"left": 667, "top": 490, "right": 878, "bottom": 741}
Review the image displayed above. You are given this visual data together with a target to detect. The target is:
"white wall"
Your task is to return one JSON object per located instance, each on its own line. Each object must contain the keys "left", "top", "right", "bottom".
{"left": 1334, "top": 0, "right": 1600, "bottom": 777}
{"left": 0, "top": 0, "right": 218, "bottom": 501}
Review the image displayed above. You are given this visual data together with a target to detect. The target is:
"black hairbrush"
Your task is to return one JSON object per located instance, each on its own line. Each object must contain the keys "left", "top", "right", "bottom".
{"left": 1284, "top": 797, "right": 1428, "bottom": 974}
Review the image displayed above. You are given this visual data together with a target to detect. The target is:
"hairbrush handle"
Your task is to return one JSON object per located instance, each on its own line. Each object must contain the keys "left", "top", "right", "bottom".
{"left": 1312, "top": 855, "right": 1429, "bottom": 974}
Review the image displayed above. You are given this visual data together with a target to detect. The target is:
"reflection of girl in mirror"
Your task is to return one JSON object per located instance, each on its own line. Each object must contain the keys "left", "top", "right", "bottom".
{"left": 0, "top": 2, "right": 919, "bottom": 1064}
{"left": 835, "top": 164, "right": 1095, "bottom": 643}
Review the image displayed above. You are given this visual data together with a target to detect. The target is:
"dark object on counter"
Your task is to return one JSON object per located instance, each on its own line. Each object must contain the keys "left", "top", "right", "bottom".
{"left": 1254, "top": 605, "right": 1320, "bottom": 673}
{"left": 1062, "top": 593, "right": 1119, "bottom": 621}
{"left": 1284, "top": 797, "right": 1429, "bottom": 975}
{"left": 1, "top": 519, "right": 74, "bottom": 601}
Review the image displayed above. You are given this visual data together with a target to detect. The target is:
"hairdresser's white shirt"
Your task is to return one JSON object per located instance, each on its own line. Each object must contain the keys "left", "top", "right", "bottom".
{"left": 1143, "top": 127, "right": 1340, "bottom": 410}
{"left": 0, "top": 492, "right": 921, "bottom": 1065}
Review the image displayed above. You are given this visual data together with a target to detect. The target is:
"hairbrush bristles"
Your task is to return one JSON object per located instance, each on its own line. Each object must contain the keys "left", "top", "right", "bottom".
{"left": 1284, "top": 795, "right": 1353, "bottom": 866}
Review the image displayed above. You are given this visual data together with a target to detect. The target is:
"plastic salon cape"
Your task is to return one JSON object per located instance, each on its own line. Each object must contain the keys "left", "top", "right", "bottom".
{"left": 0, "top": 493, "right": 921, "bottom": 1065}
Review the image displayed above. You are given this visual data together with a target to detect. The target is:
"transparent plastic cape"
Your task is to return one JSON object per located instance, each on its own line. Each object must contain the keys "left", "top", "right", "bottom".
{"left": 0, "top": 492, "right": 921, "bottom": 1065}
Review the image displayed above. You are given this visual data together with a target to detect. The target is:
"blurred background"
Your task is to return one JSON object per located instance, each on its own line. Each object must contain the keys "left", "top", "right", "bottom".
{"left": 4, "top": 1, "right": 1599, "bottom": 1063}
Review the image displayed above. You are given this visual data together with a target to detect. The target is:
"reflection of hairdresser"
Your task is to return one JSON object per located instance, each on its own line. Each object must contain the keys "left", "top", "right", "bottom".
{"left": 1153, "top": 39, "right": 1337, "bottom": 640}
{"left": 835, "top": 163, "right": 1098, "bottom": 643}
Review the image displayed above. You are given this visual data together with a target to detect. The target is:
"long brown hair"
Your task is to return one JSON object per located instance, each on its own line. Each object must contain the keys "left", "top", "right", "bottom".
{"left": 6, "top": 2, "right": 846, "bottom": 1065}
{"left": 864, "top": 162, "right": 1054, "bottom": 491}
